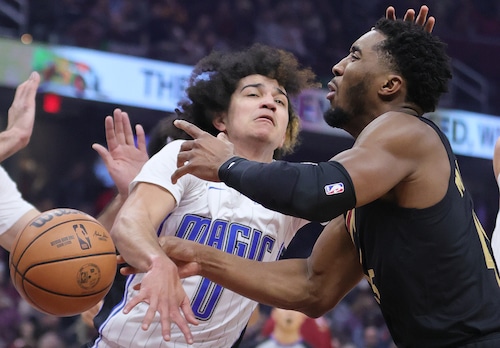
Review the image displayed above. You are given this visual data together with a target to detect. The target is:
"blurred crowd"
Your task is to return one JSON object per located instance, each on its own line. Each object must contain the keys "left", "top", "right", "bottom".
{"left": 5, "top": 0, "right": 497, "bottom": 102}
{"left": 0, "top": 0, "right": 499, "bottom": 347}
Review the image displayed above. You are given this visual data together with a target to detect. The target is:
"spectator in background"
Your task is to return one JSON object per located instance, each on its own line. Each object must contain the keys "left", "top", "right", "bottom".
{"left": 260, "top": 309, "right": 333, "bottom": 348}
{"left": 255, "top": 308, "right": 313, "bottom": 348}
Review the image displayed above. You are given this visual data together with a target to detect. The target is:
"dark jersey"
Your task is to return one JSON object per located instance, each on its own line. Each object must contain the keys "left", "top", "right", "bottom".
{"left": 345, "top": 117, "right": 500, "bottom": 347}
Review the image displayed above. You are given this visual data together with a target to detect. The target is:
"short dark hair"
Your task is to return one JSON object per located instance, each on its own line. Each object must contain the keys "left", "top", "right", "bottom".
{"left": 176, "top": 43, "right": 319, "bottom": 157}
{"left": 374, "top": 18, "right": 452, "bottom": 113}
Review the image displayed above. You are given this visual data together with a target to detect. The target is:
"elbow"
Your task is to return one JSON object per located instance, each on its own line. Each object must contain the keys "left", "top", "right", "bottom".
{"left": 278, "top": 284, "right": 339, "bottom": 319}
{"left": 299, "top": 290, "right": 340, "bottom": 318}
{"left": 292, "top": 198, "right": 337, "bottom": 222}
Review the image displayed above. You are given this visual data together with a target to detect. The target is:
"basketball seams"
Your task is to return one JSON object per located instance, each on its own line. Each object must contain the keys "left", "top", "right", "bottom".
{"left": 9, "top": 209, "right": 116, "bottom": 316}
{"left": 20, "top": 276, "right": 112, "bottom": 298}
{"left": 11, "top": 218, "right": 114, "bottom": 277}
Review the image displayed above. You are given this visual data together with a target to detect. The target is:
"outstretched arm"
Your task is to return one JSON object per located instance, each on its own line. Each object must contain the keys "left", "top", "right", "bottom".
{"left": 0, "top": 72, "right": 40, "bottom": 162}
{"left": 112, "top": 181, "right": 198, "bottom": 343}
{"left": 152, "top": 215, "right": 364, "bottom": 317}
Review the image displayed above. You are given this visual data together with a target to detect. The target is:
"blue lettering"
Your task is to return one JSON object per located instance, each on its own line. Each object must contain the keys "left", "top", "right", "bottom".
{"left": 177, "top": 215, "right": 210, "bottom": 242}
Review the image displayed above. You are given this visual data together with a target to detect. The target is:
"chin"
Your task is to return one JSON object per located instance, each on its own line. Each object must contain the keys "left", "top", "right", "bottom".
{"left": 323, "top": 107, "right": 350, "bottom": 129}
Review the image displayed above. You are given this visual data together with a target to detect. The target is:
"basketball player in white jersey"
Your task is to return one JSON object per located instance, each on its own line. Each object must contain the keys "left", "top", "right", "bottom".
{"left": 90, "top": 43, "right": 318, "bottom": 348}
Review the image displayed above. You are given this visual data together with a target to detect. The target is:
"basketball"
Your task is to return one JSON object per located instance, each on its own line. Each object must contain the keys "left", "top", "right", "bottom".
{"left": 9, "top": 208, "right": 117, "bottom": 317}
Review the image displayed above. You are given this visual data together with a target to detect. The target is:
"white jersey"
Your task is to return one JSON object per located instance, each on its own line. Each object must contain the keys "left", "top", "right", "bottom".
{"left": 0, "top": 165, "right": 35, "bottom": 235}
{"left": 492, "top": 173, "right": 500, "bottom": 264}
{"left": 93, "top": 140, "right": 308, "bottom": 348}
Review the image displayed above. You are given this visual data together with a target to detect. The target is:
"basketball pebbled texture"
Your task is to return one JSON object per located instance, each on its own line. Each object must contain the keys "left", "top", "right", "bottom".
{"left": 9, "top": 208, "right": 117, "bottom": 316}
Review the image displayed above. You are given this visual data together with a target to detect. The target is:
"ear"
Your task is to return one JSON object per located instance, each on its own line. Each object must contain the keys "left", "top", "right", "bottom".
{"left": 379, "top": 74, "right": 403, "bottom": 97}
{"left": 212, "top": 113, "right": 227, "bottom": 132}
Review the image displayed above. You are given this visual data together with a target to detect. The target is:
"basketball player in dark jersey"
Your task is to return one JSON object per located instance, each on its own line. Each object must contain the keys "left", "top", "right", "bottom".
{"left": 158, "top": 16, "right": 500, "bottom": 348}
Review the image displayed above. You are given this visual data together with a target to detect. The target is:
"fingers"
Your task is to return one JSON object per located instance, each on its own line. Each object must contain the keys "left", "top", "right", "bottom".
{"left": 171, "top": 165, "right": 189, "bottom": 185}
{"left": 181, "top": 298, "right": 199, "bottom": 326}
{"left": 103, "top": 115, "right": 118, "bottom": 150}
{"left": 388, "top": 5, "right": 435, "bottom": 33}
{"left": 414, "top": 5, "right": 436, "bottom": 32}
{"left": 16, "top": 71, "right": 41, "bottom": 102}
{"left": 414, "top": 5, "right": 428, "bottom": 26}
{"left": 423, "top": 17, "right": 435, "bottom": 33}
{"left": 123, "top": 293, "right": 143, "bottom": 315}
{"left": 385, "top": 6, "right": 396, "bottom": 20}
{"left": 135, "top": 124, "right": 147, "bottom": 153}
{"left": 117, "top": 109, "right": 136, "bottom": 146}
{"left": 174, "top": 119, "right": 205, "bottom": 139}
{"left": 172, "top": 300, "right": 196, "bottom": 344}
{"left": 112, "top": 109, "right": 127, "bottom": 145}
{"left": 170, "top": 140, "right": 195, "bottom": 184}
{"left": 124, "top": 291, "right": 195, "bottom": 344}
{"left": 158, "top": 309, "right": 172, "bottom": 342}
{"left": 143, "top": 300, "right": 160, "bottom": 332}
{"left": 402, "top": 9, "right": 415, "bottom": 22}
{"left": 92, "top": 143, "right": 111, "bottom": 164}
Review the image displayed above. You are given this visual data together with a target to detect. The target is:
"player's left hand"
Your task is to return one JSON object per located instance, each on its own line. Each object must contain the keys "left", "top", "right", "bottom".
{"left": 92, "top": 109, "right": 149, "bottom": 196}
{"left": 386, "top": 5, "right": 435, "bottom": 33}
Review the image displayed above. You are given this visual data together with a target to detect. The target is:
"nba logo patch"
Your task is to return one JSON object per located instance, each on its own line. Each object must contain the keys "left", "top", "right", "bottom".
{"left": 324, "top": 182, "right": 344, "bottom": 195}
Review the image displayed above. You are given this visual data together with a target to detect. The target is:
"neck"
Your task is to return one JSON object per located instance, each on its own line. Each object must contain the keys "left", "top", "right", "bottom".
{"left": 344, "top": 104, "right": 421, "bottom": 138}
{"left": 272, "top": 331, "right": 303, "bottom": 345}
{"left": 233, "top": 143, "right": 275, "bottom": 163}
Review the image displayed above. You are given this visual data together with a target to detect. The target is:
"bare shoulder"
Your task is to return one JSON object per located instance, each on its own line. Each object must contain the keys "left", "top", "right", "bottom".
{"left": 357, "top": 112, "right": 443, "bottom": 156}
{"left": 358, "top": 112, "right": 450, "bottom": 207}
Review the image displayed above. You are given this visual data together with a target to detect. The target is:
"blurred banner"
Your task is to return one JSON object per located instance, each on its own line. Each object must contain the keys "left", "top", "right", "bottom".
{"left": 0, "top": 37, "right": 193, "bottom": 112}
{"left": 0, "top": 38, "right": 498, "bottom": 159}
{"left": 427, "top": 109, "right": 500, "bottom": 160}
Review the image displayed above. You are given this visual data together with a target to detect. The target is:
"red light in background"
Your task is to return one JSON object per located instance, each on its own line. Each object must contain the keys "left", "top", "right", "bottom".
{"left": 43, "top": 93, "right": 61, "bottom": 114}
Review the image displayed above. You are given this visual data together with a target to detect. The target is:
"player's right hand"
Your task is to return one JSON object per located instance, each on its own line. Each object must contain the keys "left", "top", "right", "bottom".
{"left": 122, "top": 255, "right": 198, "bottom": 344}
{"left": 171, "top": 120, "right": 235, "bottom": 184}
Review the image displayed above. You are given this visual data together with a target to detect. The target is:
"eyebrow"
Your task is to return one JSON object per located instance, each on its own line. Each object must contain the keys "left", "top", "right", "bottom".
{"left": 350, "top": 45, "right": 362, "bottom": 55}
{"left": 241, "top": 83, "right": 288, "bottom": 97}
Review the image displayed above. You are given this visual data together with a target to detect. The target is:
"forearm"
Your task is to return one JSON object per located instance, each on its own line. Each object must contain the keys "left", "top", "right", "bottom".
{"left": 219, "top": 157, "right": 356, "bottom": 222}
{"left": 97, "top": 193, "right": 126, "bottom": 232}
{"left": 196, "top": 245, "right": 320, "bottom": 311}
{"left": 0, "top": 208, "right": 39, "bottom": 251}
{"left": 0, "top": 128, "right": 31, "bottom": 162}
{"left": 112, "top": 212, "right": 168, "bottom": 272}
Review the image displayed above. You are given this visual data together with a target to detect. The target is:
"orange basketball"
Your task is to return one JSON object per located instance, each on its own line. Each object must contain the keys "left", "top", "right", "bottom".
{"left": 9, "top": 208, "right": 117, "bottom": 317}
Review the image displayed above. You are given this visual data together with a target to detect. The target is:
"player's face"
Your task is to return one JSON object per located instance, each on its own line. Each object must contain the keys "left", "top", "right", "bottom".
{"left": 324, "top": 30, "right": 387, "bottom": 129}
{"left": 216, "top": 74, "right": 289, "bottom": 154}
{"left": 272, "top": 308, "right": 307, "bottom": 333}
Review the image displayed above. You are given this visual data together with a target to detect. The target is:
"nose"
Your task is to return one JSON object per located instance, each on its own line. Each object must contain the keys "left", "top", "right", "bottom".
{"left": 261, "top": 93, "right": 277, "bottom": 111}
{"left": 332, "top": 57, "right": 346, "bottom": 77}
